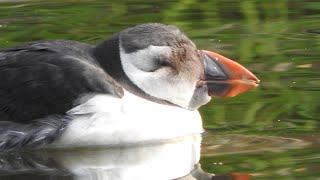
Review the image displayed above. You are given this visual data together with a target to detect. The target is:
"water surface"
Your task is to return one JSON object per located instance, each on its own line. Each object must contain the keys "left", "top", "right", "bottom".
{"left": 0, "top": 0, "right": 319, "bottom": 179}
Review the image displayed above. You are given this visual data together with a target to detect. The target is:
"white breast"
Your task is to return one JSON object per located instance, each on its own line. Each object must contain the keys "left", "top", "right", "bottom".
{"left": 51, "top": 91, "right": 203, "bottom": 148}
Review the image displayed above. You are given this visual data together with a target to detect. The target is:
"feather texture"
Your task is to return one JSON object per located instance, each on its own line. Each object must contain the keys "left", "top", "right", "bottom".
{"left": 0, "top": 115, "right": 70, "bottom": 151}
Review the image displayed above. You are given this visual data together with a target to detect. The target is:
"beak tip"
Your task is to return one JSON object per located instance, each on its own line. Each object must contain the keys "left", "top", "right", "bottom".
{"left": 257, "top": 79, "right": 261, "bottom": 84}
{"left": 251, "top": 77, "right": 261, "bottom": 87}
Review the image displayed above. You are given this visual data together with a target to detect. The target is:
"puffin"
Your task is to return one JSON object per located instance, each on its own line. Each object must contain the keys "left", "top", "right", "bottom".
{"left": 0, "top": 23, "right": 259, "bottom": 150}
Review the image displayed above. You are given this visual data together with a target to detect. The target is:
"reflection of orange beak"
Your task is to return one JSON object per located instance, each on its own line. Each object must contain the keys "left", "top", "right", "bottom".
{"left": 198, "top": 50, "right": 260, "bottom": 98}
{"left": 230, "top": 173, "right": 252, "bottom": 180}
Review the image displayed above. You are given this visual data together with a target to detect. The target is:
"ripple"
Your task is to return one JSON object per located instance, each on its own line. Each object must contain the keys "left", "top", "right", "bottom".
{"left": 201, "top": 133, "right": 312, "bottom": 156}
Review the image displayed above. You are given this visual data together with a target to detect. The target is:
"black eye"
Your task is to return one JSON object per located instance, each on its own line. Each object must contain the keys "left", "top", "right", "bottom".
{"left": 149, "top": 55, "right": 170, "bottom": 71}
{"left": 157, "top": 57, "right": 170, "bottom": 67}
{"left": 140, "top": 56, "right": 166, "bottom": 72}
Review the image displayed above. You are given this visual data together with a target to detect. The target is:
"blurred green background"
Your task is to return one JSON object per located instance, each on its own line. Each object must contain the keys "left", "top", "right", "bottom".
{"left": 0, "top": 0, "right": 319, "bottom": 179}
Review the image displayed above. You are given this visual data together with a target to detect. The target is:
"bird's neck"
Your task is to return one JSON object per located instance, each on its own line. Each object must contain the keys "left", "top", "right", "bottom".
{"left": 92, "top": 34, "right": 177, "bottom": 107}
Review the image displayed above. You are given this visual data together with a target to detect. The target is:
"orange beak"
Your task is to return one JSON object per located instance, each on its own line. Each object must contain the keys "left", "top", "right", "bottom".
{"left": 198, "top": 50, "right": 260, "bottom": 98}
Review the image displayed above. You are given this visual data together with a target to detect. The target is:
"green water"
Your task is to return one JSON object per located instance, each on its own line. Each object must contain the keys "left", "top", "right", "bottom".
{"left": 0, "top": 0, "right": 319, "bottom": 179}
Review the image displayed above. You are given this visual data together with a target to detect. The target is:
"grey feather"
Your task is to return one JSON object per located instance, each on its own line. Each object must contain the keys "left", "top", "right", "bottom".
{"left": 0, "top": 116, "right": 70, "bottom": 151}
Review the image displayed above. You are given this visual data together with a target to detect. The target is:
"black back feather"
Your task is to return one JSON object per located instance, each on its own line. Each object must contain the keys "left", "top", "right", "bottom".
{"left": 0, "top": 40, "right": 124, "bottom": 149}
{"left": 0, "top": 40, "right": 123, "bottom": 123}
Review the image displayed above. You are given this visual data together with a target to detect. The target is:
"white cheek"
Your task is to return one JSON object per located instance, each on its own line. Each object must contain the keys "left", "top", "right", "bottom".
{"left": 119, "top": 45, "right": 196, "bottom": 108}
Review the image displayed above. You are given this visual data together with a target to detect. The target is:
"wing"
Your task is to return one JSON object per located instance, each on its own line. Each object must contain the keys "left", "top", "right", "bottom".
{"left": 0, "top": 43, "right": 123, "bottom": 123}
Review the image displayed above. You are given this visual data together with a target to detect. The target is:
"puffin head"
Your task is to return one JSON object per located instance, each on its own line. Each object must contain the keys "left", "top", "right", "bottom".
{"left": 94, "top": 23, "right": 259, "bottom": 110}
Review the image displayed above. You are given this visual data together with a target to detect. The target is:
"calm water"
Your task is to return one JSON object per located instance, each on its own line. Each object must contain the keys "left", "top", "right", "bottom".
{"left": 0, "top": 0, "right": 319, "bottom": 179}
